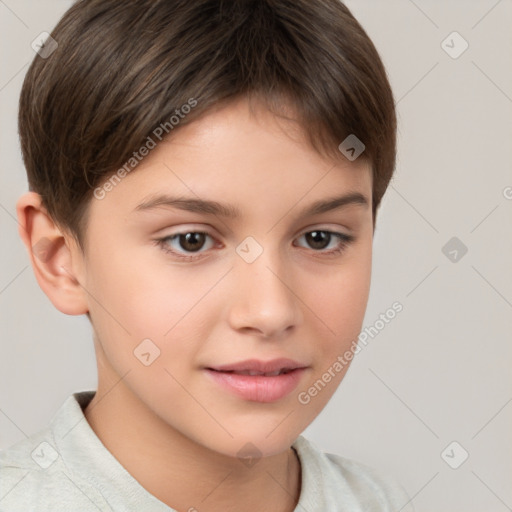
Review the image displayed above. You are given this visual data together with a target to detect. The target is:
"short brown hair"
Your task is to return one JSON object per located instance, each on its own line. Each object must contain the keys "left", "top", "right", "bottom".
{"left": 19, "top": 0, "right": 396, "bottom": 250}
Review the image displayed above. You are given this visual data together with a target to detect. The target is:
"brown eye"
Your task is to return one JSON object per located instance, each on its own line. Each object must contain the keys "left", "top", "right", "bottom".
{"left": 304, "top": 231, "right": 331, "bottom": 250}
{"left": 177, "top": 232, "right": 207, "bottom": 252}
{"left": 295, "top": 230, "right": 355, "bottom": 256}
{"left": 157, "top": 231, "right": 216, "bottom": 260}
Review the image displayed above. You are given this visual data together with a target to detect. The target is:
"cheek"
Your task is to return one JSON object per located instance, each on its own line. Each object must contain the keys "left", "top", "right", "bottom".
{"left": 312, "top": 244, "right": 371, "bottom": 325}
{"left": 85, "top": 247, "right": 225, "bottom": 368}
{"left": 83, "top": 252, "right": 219, "bottom": 407}
{"left": 302, "top": 242, "right": 372, "bottom": 377}
{"left": 295, "top": 251, "right": 372, "bottom": 415}
{"left": 87, "top": 241, "right": 208, "bottom": 326}
{"left": 332, "top": 268, "right": 371, "bottom": 334}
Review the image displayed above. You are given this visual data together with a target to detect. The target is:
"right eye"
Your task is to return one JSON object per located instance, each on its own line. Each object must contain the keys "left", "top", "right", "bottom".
{"left": 155, "top": 231, "right": 217, "bottom": 261}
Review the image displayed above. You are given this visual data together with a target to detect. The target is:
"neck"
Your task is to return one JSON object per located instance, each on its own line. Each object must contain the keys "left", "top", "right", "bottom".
{"left": 84, "top": 381, "right": 302, "bottom": 512}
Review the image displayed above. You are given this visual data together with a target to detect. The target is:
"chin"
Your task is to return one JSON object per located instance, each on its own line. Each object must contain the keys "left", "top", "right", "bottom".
{"left": 193, "top": 417, "right": 305, "bottom": 460}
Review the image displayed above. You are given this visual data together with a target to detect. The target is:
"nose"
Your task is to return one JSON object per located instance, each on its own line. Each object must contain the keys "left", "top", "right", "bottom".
{"left": 227, "top": 246, "right": 303, "bottom": 339}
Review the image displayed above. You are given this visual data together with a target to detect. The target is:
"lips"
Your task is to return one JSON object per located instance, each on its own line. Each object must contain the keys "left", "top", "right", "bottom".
{"left": 207, "top": 358, "right": 306, "bottom": 374}
{"left": 218, "top": 368, "right": 293, "bottom": 376}
{"left": 204, "top": 358, "right": 308, "bottom": 402}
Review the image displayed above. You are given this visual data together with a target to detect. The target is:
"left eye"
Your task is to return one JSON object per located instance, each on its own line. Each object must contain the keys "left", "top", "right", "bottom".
{"left": 294, "top": 230, "right": 352, "bottom": 252}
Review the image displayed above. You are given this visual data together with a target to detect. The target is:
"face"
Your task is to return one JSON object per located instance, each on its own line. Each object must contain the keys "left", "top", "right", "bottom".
{"left": 76, "top": 97, "right": 373, "bottom": 458}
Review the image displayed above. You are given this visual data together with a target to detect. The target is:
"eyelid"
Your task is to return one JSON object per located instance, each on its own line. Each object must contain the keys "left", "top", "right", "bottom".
{"left": 157, "top": 223, "right": 351, "bottom": 243}
{"left": 296, "top": 222, "right": 353, "bottom": 236}
{"left": 154, "top": 224, "right": 355, "bottom": 262}
{"left": 153, "top": 226, "right": 220, "bottom": 261}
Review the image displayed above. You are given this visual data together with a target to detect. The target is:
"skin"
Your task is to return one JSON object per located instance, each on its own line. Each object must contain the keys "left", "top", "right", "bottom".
{"left": 17, "top": 96, "right": 374, "bottom": 512}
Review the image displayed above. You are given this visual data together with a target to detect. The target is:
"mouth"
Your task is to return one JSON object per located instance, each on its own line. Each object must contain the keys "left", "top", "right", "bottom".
{"left": 208, "top": 368, "right": 297, "bottom": 376}
{"left": 204, "top": 358, "right": 308, "bottom": 402}
{"left": 206, "top": 357, "right": 307, "bottom": 374}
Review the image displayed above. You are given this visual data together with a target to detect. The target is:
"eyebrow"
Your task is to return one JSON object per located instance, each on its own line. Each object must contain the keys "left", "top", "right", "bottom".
{"left": 134, "top": 192, "right": 369, "bottom": 218}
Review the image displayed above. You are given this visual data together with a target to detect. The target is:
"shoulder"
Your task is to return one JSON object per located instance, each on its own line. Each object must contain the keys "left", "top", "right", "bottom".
{"left": 292, "top": 435, "right": 415, "bottom": 512}
{"left": 0, "top": 395, "right": 111, "bottom": 512}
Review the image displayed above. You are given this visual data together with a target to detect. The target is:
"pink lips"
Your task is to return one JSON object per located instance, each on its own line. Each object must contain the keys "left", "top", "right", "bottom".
{"left": 205, "top": 358, "right": 308, "bottom": 403}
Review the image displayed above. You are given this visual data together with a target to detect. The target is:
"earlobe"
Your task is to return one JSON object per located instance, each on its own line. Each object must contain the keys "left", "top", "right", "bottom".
{"left": 16, "top": 191, "right": 89, "bottom": 316}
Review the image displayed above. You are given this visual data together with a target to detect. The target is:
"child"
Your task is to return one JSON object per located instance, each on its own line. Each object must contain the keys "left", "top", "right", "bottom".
{"left": 1, "top": 0, "right": 414, "bottom": 510}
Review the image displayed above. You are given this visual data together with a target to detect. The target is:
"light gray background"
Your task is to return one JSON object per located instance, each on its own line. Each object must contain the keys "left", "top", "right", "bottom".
{"left": 1, "top": 1, "right": 511, "bottom": 511}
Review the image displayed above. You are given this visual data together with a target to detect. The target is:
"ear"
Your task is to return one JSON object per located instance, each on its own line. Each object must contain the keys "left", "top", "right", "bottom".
{"left": 16, "top": 191, "right": 89, "bottom": 315}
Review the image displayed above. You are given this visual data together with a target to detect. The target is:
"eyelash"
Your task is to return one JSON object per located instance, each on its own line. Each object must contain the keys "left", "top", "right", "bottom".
{"left": 154, "top": 229, "right": 355, "bottom": 262}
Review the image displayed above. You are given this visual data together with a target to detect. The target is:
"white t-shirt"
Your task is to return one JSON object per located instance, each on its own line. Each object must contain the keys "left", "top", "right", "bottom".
{"left": 0, "top": 391, "right": 414, "bottom": 511}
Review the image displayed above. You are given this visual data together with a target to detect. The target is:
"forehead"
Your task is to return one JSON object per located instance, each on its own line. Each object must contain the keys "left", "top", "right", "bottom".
{"left": 89, "top": 98, "right": 372, "bottom": 222}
